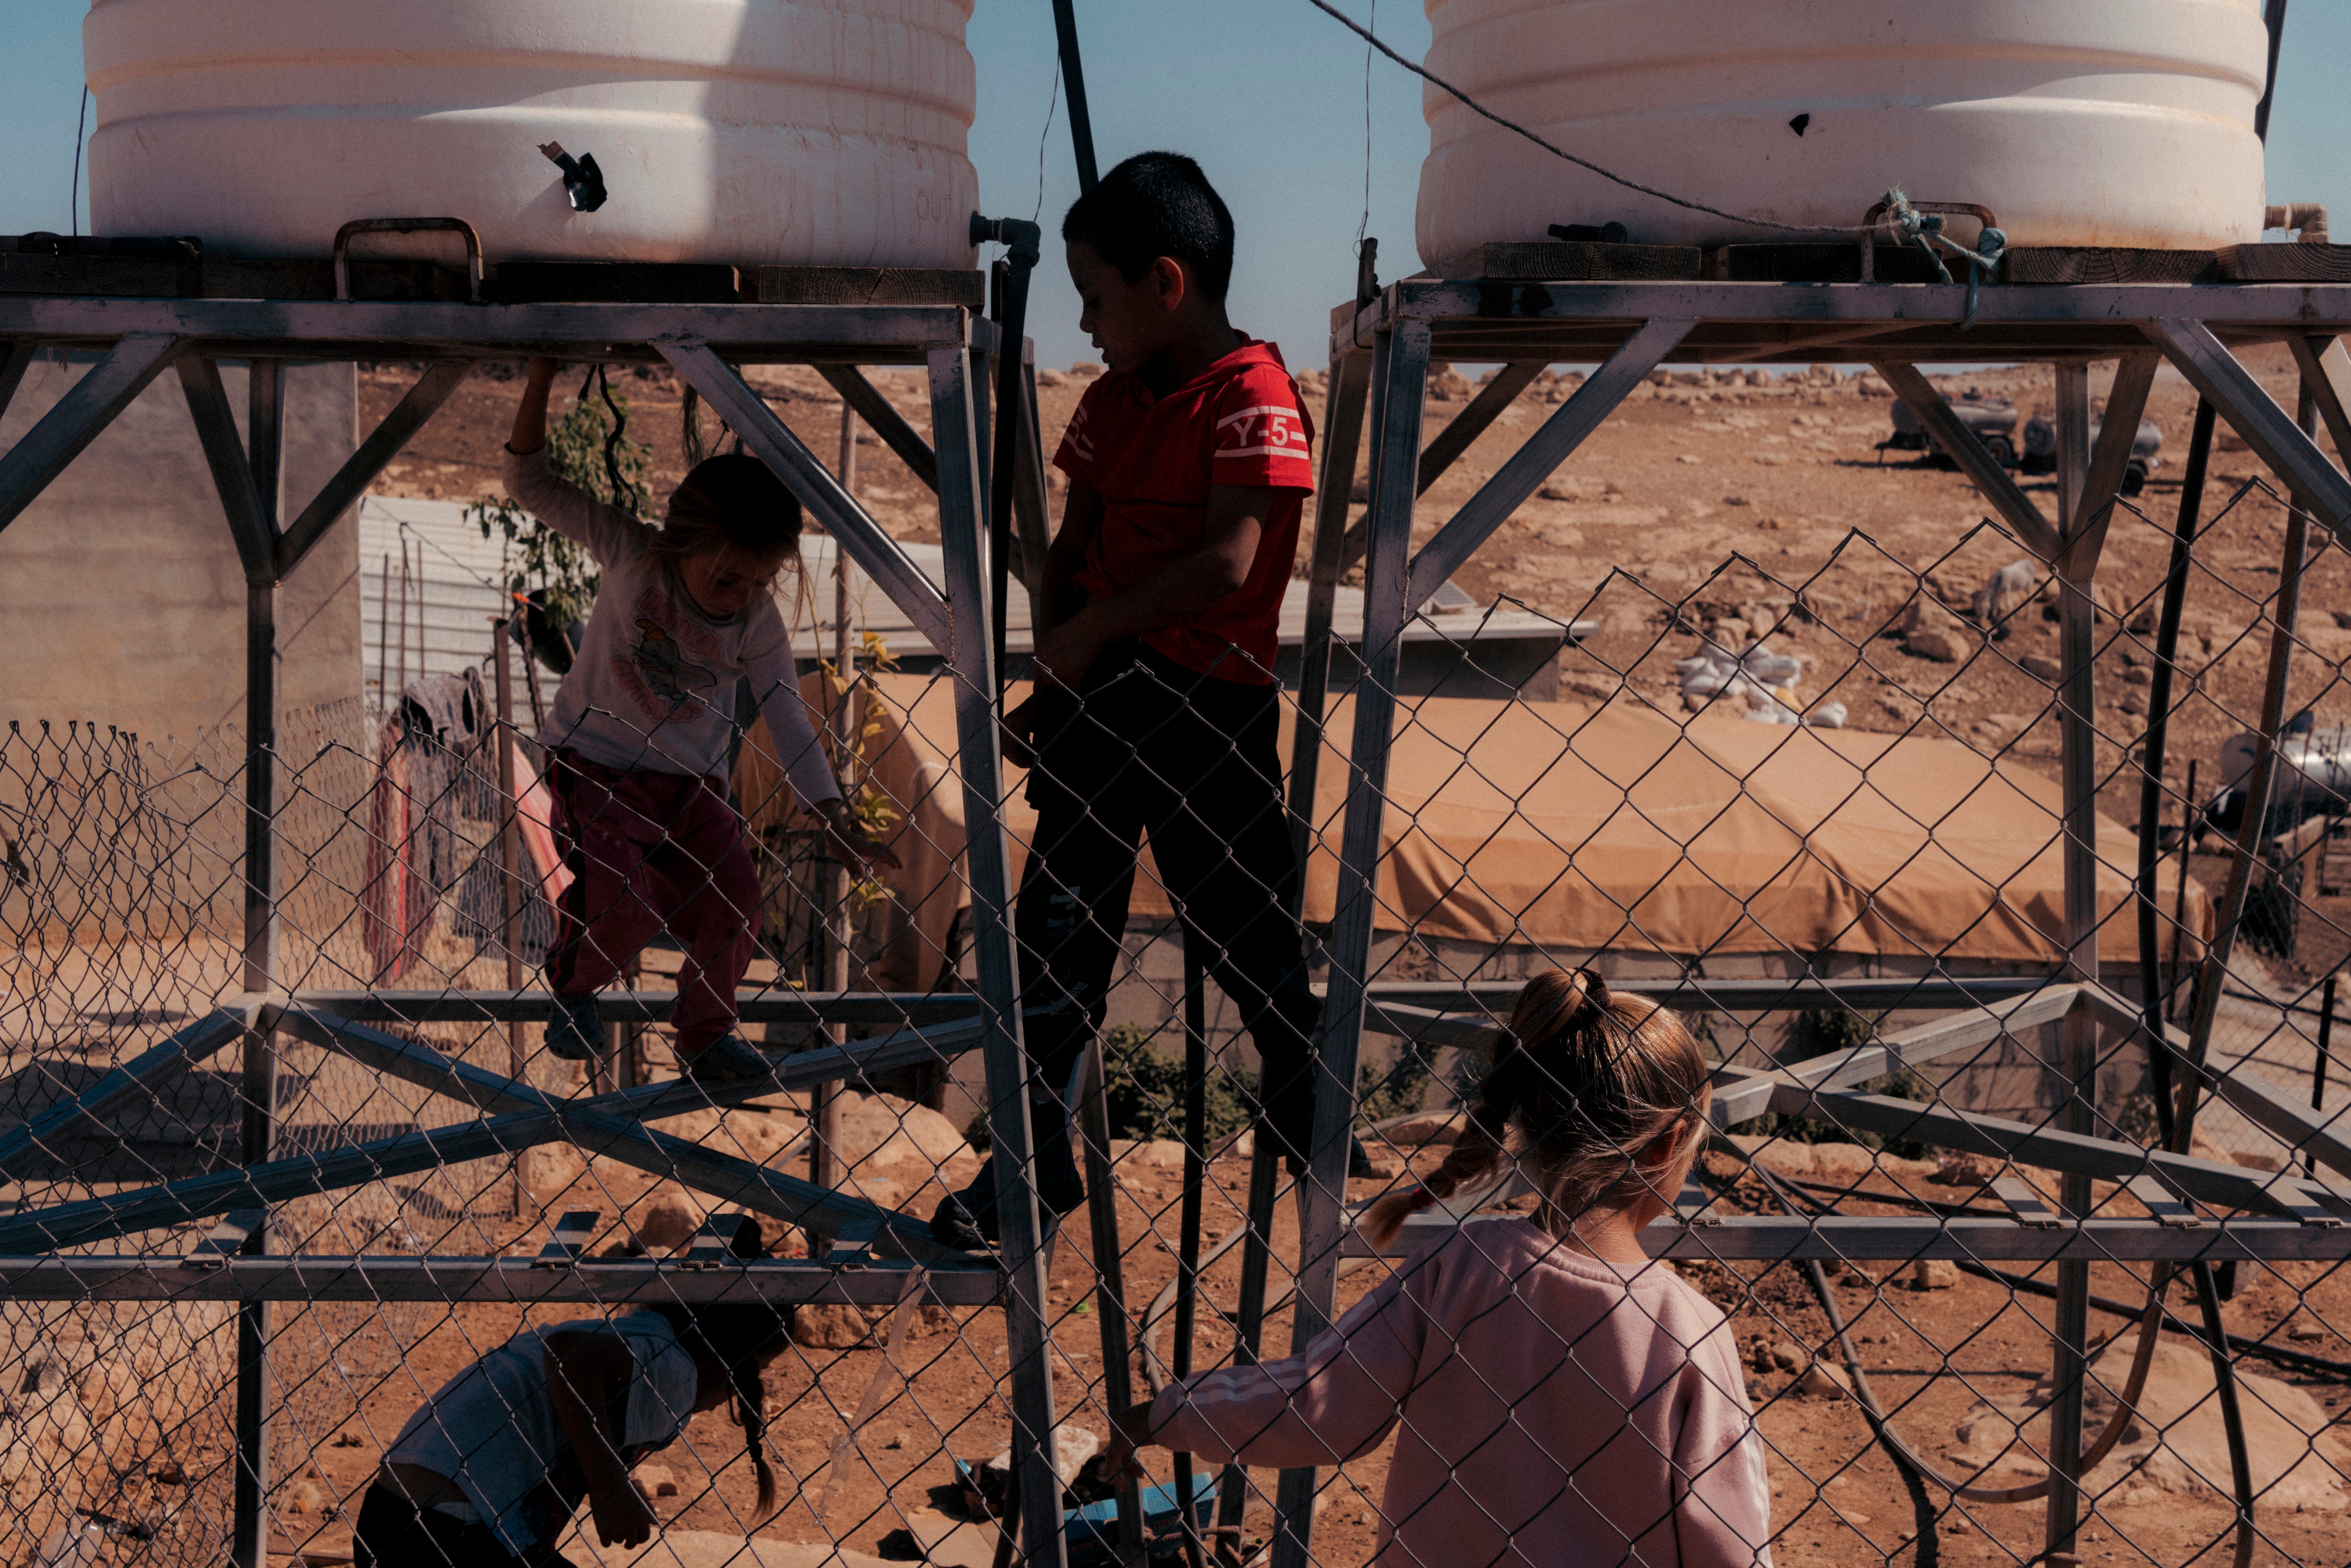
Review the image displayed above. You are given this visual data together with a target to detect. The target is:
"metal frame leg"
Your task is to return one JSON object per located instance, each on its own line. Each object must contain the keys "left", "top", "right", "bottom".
{"left": 231, "top": 361, "right": 284, "bottom": 1568}
{"left": 1270, "top": 320, "right": 1432, "bottom": 1568}
{"left": 927, "top": 341, "right": 1067, "bottom": 1568}
{"left": 2043, "top": 361, "right": 2098, "bottom": 1564}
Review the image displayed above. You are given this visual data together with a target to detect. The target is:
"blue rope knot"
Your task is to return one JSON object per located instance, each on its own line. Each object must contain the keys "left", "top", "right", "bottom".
{"left": 1880, "top": 187, "right": 2006, "bottom": 330}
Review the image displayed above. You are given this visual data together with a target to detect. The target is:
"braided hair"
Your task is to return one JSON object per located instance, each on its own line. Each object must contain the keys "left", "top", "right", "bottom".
{"left": 648, "top": 1224, "right": 790, "bottom": 1516}
{"left": 1358, "top": 967, "right": 1710, "bottom": 1249}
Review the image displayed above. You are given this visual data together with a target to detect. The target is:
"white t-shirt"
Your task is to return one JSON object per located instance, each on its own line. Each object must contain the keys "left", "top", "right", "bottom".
{"left": 503, "top": 445, "right": 841, "bottom": 806}
{"left": 384, "top": 1312, "right": 700, "bottom": 1554}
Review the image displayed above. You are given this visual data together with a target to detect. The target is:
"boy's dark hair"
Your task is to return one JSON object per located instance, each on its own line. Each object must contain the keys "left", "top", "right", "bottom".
{"left": 654, "top": 453, "right": 802, "bottom": 565}
{"left": 1062, "top": 151, "right": 1236, "bottom": 302}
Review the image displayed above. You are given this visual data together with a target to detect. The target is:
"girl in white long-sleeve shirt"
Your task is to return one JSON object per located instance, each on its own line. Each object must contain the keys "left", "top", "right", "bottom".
{"left": 1109, "top": 968, "right": 1773, "bottom": 1568}
{"left": 503, "top": 358, "right": 892, "bottom": 1083}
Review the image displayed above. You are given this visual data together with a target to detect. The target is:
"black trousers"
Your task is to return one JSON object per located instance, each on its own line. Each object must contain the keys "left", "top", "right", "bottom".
{"left": 1017, "top": 646, "right": 1321, "bottom": 1160}
{"left": 352, "top": 1482, "right": 579, "bottom": 1568}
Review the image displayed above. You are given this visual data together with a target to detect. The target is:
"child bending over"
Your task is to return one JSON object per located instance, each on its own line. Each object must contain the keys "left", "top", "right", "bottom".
{"left": 1108, "top": 969, "right": 1773, "bottom": 1567}
{"left": 505, "top": 358, "right": 892, "bottom": 1085}
{"left": 355, "top": 1297, "right": 789, "bottom": 1566}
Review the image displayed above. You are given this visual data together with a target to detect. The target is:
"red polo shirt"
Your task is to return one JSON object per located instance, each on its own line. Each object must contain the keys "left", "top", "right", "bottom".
{"left": 1051, "top": 336, "right": 1315, "bottom": 684}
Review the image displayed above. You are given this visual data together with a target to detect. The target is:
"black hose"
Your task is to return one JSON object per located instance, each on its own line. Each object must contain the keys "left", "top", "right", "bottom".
{"left": 1800, "top": 1257, "right": 1939, "bottom": 1568}
{"left": 1957, "top": 1261, "right": 2351, "bottom": 1381}
{"left": 2193, "top": 1263, "right": 2258, "bottom": 1568}
{"left": 2141, "top": 399, "right": 2217, "bottom": 1130}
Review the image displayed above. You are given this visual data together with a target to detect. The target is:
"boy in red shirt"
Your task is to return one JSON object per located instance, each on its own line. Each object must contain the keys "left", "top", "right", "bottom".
{"left": 934, "top": 152, "right": 1329, "bottom": 1247}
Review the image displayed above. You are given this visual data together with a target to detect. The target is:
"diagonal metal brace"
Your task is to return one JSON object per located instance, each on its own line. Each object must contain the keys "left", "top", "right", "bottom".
{"left": 276, "top": 360, "right": 473, "bottom": 577}
{"left": 1403, "top": 318, "right": 1694, "bottom": 611}
{"left": 2147, "top": 318, "right": 2351, "bottom": 547}
{"left": 0, "top": 1008, "right": 252, "bottom": 1181}
{"left": 816, "top": 364, "right": 939, "bottom": 491}
{"left": 275, "top": 1006, "right": 970, "bottom": 1261}
{"left": 0, "top": 333, "right": 184, "bottom": 536}
{"left": 177, "top": 356, "right": 278, "bottom": 585}
{"left": 662, "top": 341, "right": 953, "bottom": 653}
{"left": 1878, "top": 361, "right": 2063, "bottom": 562}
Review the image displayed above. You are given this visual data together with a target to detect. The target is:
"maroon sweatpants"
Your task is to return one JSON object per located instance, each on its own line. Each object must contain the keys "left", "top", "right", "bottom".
{"left": 544, "top": 749, "right": 761, "bottom": 1058}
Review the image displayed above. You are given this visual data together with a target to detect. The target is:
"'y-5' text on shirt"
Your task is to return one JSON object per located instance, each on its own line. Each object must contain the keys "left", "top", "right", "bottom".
{"left": 1215, "top": 404, "right": 1312, "bottom": 465}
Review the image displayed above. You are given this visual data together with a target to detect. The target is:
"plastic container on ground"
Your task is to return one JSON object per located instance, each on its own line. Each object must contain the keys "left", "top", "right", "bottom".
{"left": 83, "top": 0, "right": 978, "bottom": 268}
{"left": 1417, "top": 0, "right": 2270, "bottom": 259}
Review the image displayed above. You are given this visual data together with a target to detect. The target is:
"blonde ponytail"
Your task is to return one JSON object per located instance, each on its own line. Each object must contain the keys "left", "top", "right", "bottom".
{"left": 1355, "top": 967, "right": 1708, "bottom": 1249}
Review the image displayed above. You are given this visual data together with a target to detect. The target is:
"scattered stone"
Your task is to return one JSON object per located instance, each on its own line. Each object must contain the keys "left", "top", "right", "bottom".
{"left": 1722, "top": 495, "right": 1751, "bottom": 507}
{"left": 1538, "top": 479, "right": 1585, "bottom": 501}
{"left": 2288, "top": 1318, "right": 2331, "bottom": 1342}
{"left": 1107, "top": 1138, "right": 1187, "bottom": 1169}
{"left": 1385, "top": 1112, "right": 1465, "bottom": 1146}
{"left": 331, "top": 1431, "right": 365, "bottom": 1448}
{"left": 636, "top": 1464, "right": 680, "bottom": 1498}
{"left": 1906, "top": 627, "right": 1970, "bottom": 663}
{"left": 2117, "top": 1485, "right": 2165, "bottom": 1508}
{"left": 1769, "top": 1341, "right": 1807, "bottom": 1374}
{"left": 2020, "top": 653, "right": 2062, "bottom": 680}
{"left": 633, "top": 1186, "right": 704, "bottom": 1253}
{"left": 521, "top": 1142, "right": 587, "bottom": 1199}
{"left": 1941, "top": 1515, "right": 1975, "bottom": 1535}
{"left": 1932, "top": 1151, "right": 2001, "bottom": 1188}
{"left": 150, "top": 1459, "right": 186, "bottom": 1486}
{"left": 2124, "top": 665, "right": 2154, "bottom": 686}
{"left": 2120, "top": 693, "right": 2149, "bottom": 716}
{"left": 1677, "top": 454, "right": 1701, "bottom": 465}
{"left": 1911, "top": 1260, "right": 1961, "bottom": 1292}
{"left": 792, "top": 1302, "right": 959, "bottom": 1350}
{"left": 1796, "top": 1363, "right": 1853, "bottom": 1401}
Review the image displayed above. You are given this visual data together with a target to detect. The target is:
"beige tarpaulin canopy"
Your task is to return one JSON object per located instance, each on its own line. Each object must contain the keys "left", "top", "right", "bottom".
{"left": 740, "top": 674, "right": 2211, "bottom": 983}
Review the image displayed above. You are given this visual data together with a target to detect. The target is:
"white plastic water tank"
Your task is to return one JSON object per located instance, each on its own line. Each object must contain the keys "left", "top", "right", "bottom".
{"left": 1417, "top": 0, "right": 2270, "bottom": 259}
{"left": 84, "top": 0, "right": 978, "bottom": 269}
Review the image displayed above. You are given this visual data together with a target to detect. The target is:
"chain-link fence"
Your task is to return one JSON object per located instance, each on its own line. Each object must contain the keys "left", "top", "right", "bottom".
{"left": 4, "top": 332, "right": 2350, "bottom": 1568}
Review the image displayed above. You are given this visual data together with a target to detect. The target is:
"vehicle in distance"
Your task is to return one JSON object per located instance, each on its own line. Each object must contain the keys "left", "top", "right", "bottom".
{"left": 1885, "top": 394, "right": 2020, "bottom": 469}
{"left": 2021, "top": 414, "right": 2163, "bottom": 494}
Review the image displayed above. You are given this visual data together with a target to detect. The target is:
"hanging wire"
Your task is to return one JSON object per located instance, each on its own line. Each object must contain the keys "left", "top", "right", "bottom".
{"left": 69, "top": 87, "right": 89, "bottom": 240}
{"left": 1033, "top": 53, "right": 1063, "bottom": 226}
{"left": 1301, "top": 0, "right": 1855, "bottom": 235}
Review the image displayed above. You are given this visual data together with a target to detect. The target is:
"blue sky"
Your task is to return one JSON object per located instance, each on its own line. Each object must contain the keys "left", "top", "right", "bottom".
{"left": 6, "top": 2, "right": 2345, "bottom": 372}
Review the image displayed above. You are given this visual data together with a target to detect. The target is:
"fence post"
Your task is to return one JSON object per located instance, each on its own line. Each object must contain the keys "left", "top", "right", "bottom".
{"left": 233, "top": 358, "right": 284, "bottom": 1568}
{"left": 1271, "top": 320, "right": 1430, "bottom": 1568}
{"left": 926, "top": 339, "right": 1066, "bottom": 1566}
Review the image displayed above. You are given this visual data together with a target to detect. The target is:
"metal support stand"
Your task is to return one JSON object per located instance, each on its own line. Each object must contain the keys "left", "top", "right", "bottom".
{"left": 927, "top": 341, "right": 1069, "bottom": 1567}
{"left": 1270, "top": 319, "right": 1432, "bottom": 1568}
{"left": 1171, "top": 937, "right": 1209, "bottom": 1568}
{"left": 2044, "top": 359, "right": 2100, "bottom": 1564}
{"left": 234, "top": 361, "right": 283, "bottom": 1568}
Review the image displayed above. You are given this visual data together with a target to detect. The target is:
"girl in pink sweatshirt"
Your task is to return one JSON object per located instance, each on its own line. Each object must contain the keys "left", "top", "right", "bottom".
{"left": 1111, "top": 968, "right": 1772, "bottom": 1567}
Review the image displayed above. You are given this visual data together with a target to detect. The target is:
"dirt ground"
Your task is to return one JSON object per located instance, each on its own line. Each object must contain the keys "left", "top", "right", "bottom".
{"left": 255, "top": 1135, "right": 2351, "bottom": 1568}
{"left": 327, "top": 344, "right": 2351, "bottom": 1566}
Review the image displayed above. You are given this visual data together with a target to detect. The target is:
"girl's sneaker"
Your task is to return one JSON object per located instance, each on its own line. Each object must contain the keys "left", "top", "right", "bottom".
{"left": 547, "top": 992, "right": 602, "bottom": 1061}
{"left": 682, "top": 1034, "right": 775, "bottom": 1087}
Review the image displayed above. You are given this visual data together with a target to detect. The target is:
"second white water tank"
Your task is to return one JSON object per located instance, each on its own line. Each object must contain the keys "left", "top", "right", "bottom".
{"left": 84, "top": 0, "right": 979, "bottom": 268}
{"left": 1417, "top": 0, "right": 2271, "bottom": 260}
